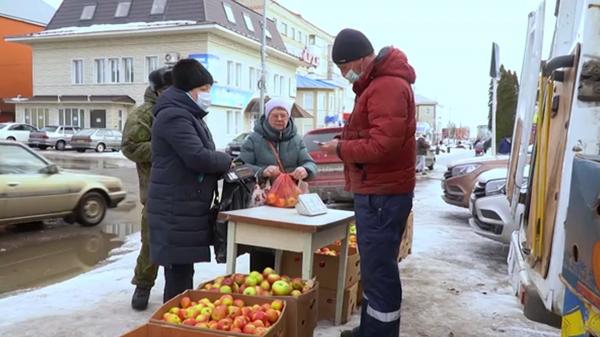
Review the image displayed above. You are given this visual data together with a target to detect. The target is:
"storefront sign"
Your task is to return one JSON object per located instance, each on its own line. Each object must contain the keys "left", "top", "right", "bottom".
{"left": 211, "top": 85, "right": 254, "bottom": 109}
{"left": 301, "top": 48, "right": 319, "bottom": 67}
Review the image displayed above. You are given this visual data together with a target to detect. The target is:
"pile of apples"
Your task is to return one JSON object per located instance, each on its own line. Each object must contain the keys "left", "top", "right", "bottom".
{"left": 161, "top": 294, "right": 283, "bottom": 335}
{"left": 201, "top": 268, "right": 314, "bottom": 298}
{"left": 315, "top": 223, "right": 358, "bottom": 256}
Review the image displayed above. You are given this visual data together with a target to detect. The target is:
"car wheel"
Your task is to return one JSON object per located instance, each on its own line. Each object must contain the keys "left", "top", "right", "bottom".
{"left": 76, "top": 191, "right": 107, "bottom": 227}
{"left": 76, "top": 149, "right": 86, "bottom": 153}
{"left": 95, "top": 143, "right": 105, "bottom": 152}
{"left": 56, "top": 140, "right": 66, "bottom": 151}
{"left": 38, "top": 145, "right": 48, "bottom": 150}
{"left": 6, "top": 136, "right": 15, "bottom": 141}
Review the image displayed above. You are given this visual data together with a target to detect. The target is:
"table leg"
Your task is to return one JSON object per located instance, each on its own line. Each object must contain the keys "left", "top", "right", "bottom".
{"left": 274, "top": 249, "right": 283, "bottom": 273}
{"left": 302, "top": 238, "right": 314, "bottom": 281}
{"left": 226, "top": 221, "right": 238, "bottom": 275}
{"left": 335, "top": 227, "right": 350, "bottom": 325}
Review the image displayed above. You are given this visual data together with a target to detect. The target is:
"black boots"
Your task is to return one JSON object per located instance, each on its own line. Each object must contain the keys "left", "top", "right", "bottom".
{"left": 131, "top": 286, "right": 151, "bottom": 310}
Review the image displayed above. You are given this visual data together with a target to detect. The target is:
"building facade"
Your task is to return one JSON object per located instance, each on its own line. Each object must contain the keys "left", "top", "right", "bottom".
{"left": 0, "top": 0, "right": 55, "bottom": 123}
{"left": 6, "top": 0, "right": 298, "bottom": 148}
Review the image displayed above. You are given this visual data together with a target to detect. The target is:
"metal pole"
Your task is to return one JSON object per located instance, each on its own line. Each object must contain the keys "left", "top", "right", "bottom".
{"left": 258, "top": 0, "right": 268, "bottom": 120}
{"left": 491, "top": 78, "right": 498, "bottom": 155}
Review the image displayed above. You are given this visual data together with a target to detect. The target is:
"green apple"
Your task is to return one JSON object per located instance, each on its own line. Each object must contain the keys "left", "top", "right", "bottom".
{"left": 272, "top": 280, "right": 293, "bottom": 296}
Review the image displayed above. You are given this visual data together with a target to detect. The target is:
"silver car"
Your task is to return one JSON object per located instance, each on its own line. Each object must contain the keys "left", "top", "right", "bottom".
{"left": 29, "top": 125, "right": 80, "bottom": 151}
{"left": 70, "top": 129, "right": 122, "bottom": 153}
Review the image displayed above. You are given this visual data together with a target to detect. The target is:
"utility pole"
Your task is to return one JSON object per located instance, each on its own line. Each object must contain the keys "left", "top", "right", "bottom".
{"left": 258, "top": 0, "right": 268, "bottom": 120}
{"left": 490, "top": 42, "right": 500, "bottom": 156}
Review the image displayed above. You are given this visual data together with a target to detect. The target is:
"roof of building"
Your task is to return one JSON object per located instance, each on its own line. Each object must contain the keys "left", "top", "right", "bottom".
{"left": 43, "top": 0, "right": 286, "bottom": 52}
{"left": 4, "top": 95, "right": 136, "bottom": 104}
{"left": 415, "top": 94, "right": 437, "bottom": 105}
{"left": 0, "top": 0, "right": 56, "bottom": 25}
{"left": 296, "top": 75, "right": 338, "bottom": 90}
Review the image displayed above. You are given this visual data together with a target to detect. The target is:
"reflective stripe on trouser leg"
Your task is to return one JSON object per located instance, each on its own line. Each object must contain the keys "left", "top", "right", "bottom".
{"left": 354, "top": 193, "right": 412, "bottom": 337}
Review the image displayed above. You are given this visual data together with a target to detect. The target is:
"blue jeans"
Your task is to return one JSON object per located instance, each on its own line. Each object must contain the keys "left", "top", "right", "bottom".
{"left": 354, "top": 193, "right": 413, "bottom": 337}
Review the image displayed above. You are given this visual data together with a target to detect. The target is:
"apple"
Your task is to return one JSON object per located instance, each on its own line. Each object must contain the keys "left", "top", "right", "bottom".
{"left": 262, "top": 267, "right": 276, "bottom": 277}
{"left": 191, "top": 301, "right": 198, "bottom": 307}
{"left": 241, "top": 307, "right": 252, "bottom": 317}
{"left": 214, "top": 300, "right": 222, "bottom": 306}
{"left": 228, "top": 306, "right": 242, "bottom": 318}
{"left": 215, "top": 276, "right": 225, "bottom": 284}
{"left": 253, "top": 319, "right": 265, "bottom": 328}
{"left": 252, "top": 311, "right": 266, "bottom": 322}
{"left": 165, "top": 314, "right": 181, "bottom": 324}
{"left": 271, "top": 300, "right": 283, "bottom": 311}
{"left": 272, "top": 280, "right": 293, "bottom": 296}
{"left": 265, "top": 308, "right": 279, "bottom": 323}
{"left": 249, "top": 271, "right": 264, "bottom": 283}
{"left": 195, "top": 313, "right": 210, "bottom": 322}
{"left": 208, "top": 287, "right": 220, "bottom": 293}
{"left": 243, "top": 323, "right": 257, "bottom": 334}
{"left": 233, "top": 273, "right": 246, "bottom": 285}
{"left": 168, "top": 307, "right": 180, "bottom": 315}
{"left": 220, "top": 285, "right": 232, "bottom": 294}
{"left": 267, "top": 273, "right": 281, "bottom": 284}
{"left": 261, "top": 303, "right": 272, "bottom": 312}
{"left": 199, "top": 298, "right": 211, "bottom": 305}
{"left": 185, "top": 307, "right": 200, "bottom": 319}
{"left": 180, "top": 296, "right": 192, "bottom": 309}
{"left": 182, "top": 318, "right": 197, "bottom": 326}
{"left": 256, "top": 327, "right": 269, "bottom": 336}
{"left": 291, "top": 290, "right": 302, "bottom": 298}
{"left": 232, "top": 283, "right": 240, "bottom": 293}
{"left": 195, "top": 322, "right": 209, "bottom": 328}
{"left": 232, "top": 316, "right": 248, "bottom": 329}
{"left": 245, "top": 276, "right": 259, "bottom": 287}
{"left": 260, "top": 280, "right": 271, "bottom": 291}
{"left": 220, "top": 294, "right": 234, "bottom": 306}
{"left": 291, "top": 278, "right": 304, "bottom": 290}
{"left": 243, "top": 286, "right": 257, "bottom": 296}
{"left": 281, "top": 275, "right": 291, "bottom": 283}
{"left": 233, "top": 299, "right": 245, "bottom": 308}
{"left": 208, "top": 321, "right": 219, "bottom": 329}
{"left": 204, "top": 283, "right": 212, "bottom": 290}
{"left": 252, "top": 304, "right": 261, "bottom": 312}
{"left": 231, "top": 327, "right": 242, "bottom": 333}
{"left": 211, "top": 304, "right": 228, "bottom": 321}
{"left": 217, "top": 318, "right": 232, "bottom": 331}
{"left": 177, "top": 309, "right": 186, "bottom": 321}
{"left": 200, "top": 306, "right": 213, "bottom": 317}
{"left": 222, "top": 277, "right": 234, "bottom": 287}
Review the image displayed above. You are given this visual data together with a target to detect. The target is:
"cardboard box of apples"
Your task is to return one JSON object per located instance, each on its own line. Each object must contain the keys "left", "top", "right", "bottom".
{"left": 149, "top": 290, "right": 286, "bottom": 337}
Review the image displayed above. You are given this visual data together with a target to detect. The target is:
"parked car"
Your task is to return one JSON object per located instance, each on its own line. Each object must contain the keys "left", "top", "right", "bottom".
{"left": 469, "top": 167, "right": 529, "bottom": 244}
{"left": 29, "top": 125, "right": 80, "bottom": 151}
{"left": 442, "top": 155, "right": 509, "bottom": 208}
{"left": 0, "top": 123, "right": 38, "bottom": 143}
{"left": 225, "top": 132, "right": 250, "bottom": 157}
{"left": 0, "top": 140, "right": 126, "bottom": 227}
{"left": 70, "top": 129, "right": 122, "bottom": 153}
{"left": 302, "top": 127, "right": 352, "bottom": 204}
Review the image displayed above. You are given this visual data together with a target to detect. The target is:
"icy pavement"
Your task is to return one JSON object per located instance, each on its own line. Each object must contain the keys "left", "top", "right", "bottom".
{"left": 0, "top": 163, "right": 559, "bottom": 337}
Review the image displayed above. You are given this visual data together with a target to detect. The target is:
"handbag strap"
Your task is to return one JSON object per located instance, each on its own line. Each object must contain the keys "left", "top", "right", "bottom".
{"left": 266, "top": 141, "right": 285, "bottom": 172}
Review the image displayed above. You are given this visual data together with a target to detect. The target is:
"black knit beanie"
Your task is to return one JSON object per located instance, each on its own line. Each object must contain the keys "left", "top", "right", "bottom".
{"left": 172, "top": 58, "right": 214, "bottom": 92}
{"left": 332, "top": 28, "right": 374, "bottom": 65}
{"left": 148, "top": 66, "right": 173, "bottom": 92}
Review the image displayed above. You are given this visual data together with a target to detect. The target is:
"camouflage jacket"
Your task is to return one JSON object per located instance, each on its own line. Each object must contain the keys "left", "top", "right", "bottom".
{"left": 121, "top": 87, "right": 156, "bottom": 205}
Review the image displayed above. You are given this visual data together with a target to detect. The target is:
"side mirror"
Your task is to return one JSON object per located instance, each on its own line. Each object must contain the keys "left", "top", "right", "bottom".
{"left": 40, "top": 164, "right": 59, "bottom": 175}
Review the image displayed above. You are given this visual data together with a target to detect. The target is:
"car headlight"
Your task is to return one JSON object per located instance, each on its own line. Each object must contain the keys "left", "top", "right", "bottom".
{"left": 451, "top": 164, "right": 481, "bottom": 177}
{"left": 485, "top": 179, "right": 506, "bottom": 196}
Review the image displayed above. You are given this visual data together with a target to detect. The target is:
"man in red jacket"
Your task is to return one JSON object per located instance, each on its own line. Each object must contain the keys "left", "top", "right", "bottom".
{"left": 320, "top": 28, "right": 416, "bottom": 337}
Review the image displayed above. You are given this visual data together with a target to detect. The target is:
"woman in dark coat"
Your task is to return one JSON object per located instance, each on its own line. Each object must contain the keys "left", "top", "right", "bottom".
{"left": 147, "top": 59, "right": 231, "bottom": 302}
{"left": 239, "top": 97, "right": 317, "bottom": 271}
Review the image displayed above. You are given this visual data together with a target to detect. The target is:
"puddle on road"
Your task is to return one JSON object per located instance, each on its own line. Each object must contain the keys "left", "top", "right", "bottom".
{"left": 0, "top": 221, "right": 140, "bottom": 297}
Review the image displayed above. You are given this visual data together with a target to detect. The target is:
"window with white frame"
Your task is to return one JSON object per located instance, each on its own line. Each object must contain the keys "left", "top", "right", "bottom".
{"left": 94, "top": 59, "right": 106, "bottom": 84}
{"left": 243, "top": 13, "right": 254, "bottom": 32}
{"left": 226, "top": 110, "right": 242, "bottom": 135}
{"left": 289, "top": 77, "right": 296, "bottom": 97}
{"left": 227, "top": 61, "right": 234, "bottom": 86}
{"left": 223, "top": 3, "right": 236, "bottom": 23}
{"left": 281, "top": 22, "right": 287, "bottom": 36}
{"left": 318, "top": 92, "right": 326, "bottom": 110}
{"left": 290, "top": 27, "right": 295, "bottom": 40}
{"left": 145, "top": 56, "right": 159, "bottom": 78}
{"left": 25, "top": 107, "right": 50, "bottom": 129}
{"left": 80, "top": 5, "right": 96, "bottom": 20}
{"left": 235, "top": 63, "right": 242, "bottom": 88}
{"left": 72, "top": 59, "right": 83, "bottom": 84}
{"left": 150, "top": 0, "right": 166, "bottom": 15}
{"left": 59, "top": 108, "right": 84, "bottom": 128}
{"left": 109, "top": 58, "right": 120, "bottom": 83}
{"left": 279, "top": 76, "right": 285, "bottom": 96}
{"left": 122, "top": 57, "right": 134, "bottom": 83}
{"left": 303, "top": 92, "right": 314, "bottom": 110}
{"left": 249, "top": 66, "right": 256, "bottom": 91}
{"left": 272, "top": 74, "right": 278, "bottom": 95}
{"left": 115, "top": 1, "right": 131, "bottom": 18}
{"left": 329, "top": 93, "right": 334, "bottom": 112}
{"left": 297, "top": 30, "right": 302, "bottom": 42}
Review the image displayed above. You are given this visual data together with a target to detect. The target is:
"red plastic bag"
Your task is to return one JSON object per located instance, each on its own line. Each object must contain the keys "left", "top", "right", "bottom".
{"left": 266, "top": 174, "right": 301, "bottom": 208}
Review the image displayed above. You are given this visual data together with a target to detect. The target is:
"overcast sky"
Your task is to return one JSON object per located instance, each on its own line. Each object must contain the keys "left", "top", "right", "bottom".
{"left": 43, "top": 0, "right": 555, "bottom": 131}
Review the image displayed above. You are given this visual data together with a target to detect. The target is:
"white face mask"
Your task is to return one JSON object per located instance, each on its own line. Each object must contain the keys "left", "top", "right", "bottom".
{"left": 195, "top": 92, "right": 211, "bottom": 111}
{"left": 344, "top": 69, "right": 361, "bottom": 83}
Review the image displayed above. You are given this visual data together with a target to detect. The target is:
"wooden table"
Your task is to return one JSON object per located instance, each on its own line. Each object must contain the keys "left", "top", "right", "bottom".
{"left": 218, "top": 206, "right": 355, "bottom": 325}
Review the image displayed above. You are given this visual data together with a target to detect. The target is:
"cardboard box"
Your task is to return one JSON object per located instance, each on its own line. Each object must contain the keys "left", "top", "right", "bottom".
{"left": 150, "top": 290, "right": 286, "bottom": 337}
{"left": 398, "top": 212, "right": 414, "bottom": 262}
{"left": 281, "top": 246, "right": 360, "bottom": 290}
{"left": 197, "top": 277, "right": 319, "bottom": 337}
{"left": 121, "top": 323, "right": 223, "bottom": 337}
{"left": 356, "top": 280, "right": 363, "bottom": 306}
{"left": 317, "top": 282, "right": 358, "bottom": 324}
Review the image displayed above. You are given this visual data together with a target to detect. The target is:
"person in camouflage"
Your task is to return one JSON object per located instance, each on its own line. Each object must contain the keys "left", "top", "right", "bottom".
{"left": 121, "top": 67, "right": 172, "bottom": 310}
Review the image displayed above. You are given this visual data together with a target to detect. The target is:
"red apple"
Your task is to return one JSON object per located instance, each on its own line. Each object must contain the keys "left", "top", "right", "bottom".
{"left": 233, "top": 273, "right": 246, "bottom": 286}
{"left": 243, "top": 323, "right": 257, "bottom": 334}
{"left": 271, "top": 300, "right": 283, "bottom": 311}
{"left": 180, "top": 296, "right": 192, "bottom": 309}
{"left": 182, "top": 318, "right": 197, "bottom": 326}
{"left": 252, "top": 311, "right": 266, "bottom": 322}
{"left": 233, "top": 299, "right": 245, "bottom": 308}
{"left": 231, "top": 327, "right": 242, "bottom": 333}
{"left": 267, "top": 273, "right": 281, "bottom": 284}
{"left": 232, "top": 316, "right": 247, "bottom": 330}
{"left": 195, "top": 322, "right": 209, "bottom": 328}
{"left": 252, "top": 319, "right": 265, "bottom": 328}
{"left": 222, "top": 277, "right": 234, "bottom": 287}
{"left": 261, "top": 303, "right": 272, "bottom": 312}
{"left": 211, "top": 304, "right": 228, "bottom": 321}
{"left": 255, "top": 327, "right": 268, "bottom": 336}
{"left": 265, "top": 309, "right": 279, "bottom": 323}
{"left": 217, "top": 318, "right": 232, "bottom": 331}
{"left": 241, "top": 307, "right": 252, "bottom": 317}
{"left": 208, "top": 321, "right": 219, "bottom": 329}
{"left": 228, "top": 306, "right": 242, "bottom": 317}
{"left": 177, "top": 309, "right": 186, "bottom": 321}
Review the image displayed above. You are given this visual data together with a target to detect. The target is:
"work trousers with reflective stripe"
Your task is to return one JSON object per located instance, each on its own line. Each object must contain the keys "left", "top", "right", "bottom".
{"left": 354, "top": 193, "right": 412, "bottom": 337}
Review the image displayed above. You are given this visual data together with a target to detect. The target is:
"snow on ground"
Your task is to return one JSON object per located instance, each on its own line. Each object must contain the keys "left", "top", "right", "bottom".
{"left": 0, "top": 157, "right": 559, "bottom": 337}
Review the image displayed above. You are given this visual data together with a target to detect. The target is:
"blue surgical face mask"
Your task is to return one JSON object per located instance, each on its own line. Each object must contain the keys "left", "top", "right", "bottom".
{"left": 344, "top": 69, "right": 361, "bottom": 83}
{"left": 196, "top": 92, "right": 211, "bottom": 111}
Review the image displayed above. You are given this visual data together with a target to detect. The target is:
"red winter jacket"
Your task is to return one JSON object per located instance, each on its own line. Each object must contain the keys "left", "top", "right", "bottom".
{"left": 338, "top": 47, "right": 416, "bottom": 195}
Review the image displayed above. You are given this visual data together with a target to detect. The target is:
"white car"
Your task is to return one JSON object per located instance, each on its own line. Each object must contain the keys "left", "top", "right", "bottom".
{"left": 0, "top": 123, "right": 38, "bottom": 142}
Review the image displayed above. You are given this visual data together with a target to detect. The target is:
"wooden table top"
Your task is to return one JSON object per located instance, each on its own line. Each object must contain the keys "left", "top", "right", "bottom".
{"left": 218, "top": 206, "right": 355, "bottom": 233}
